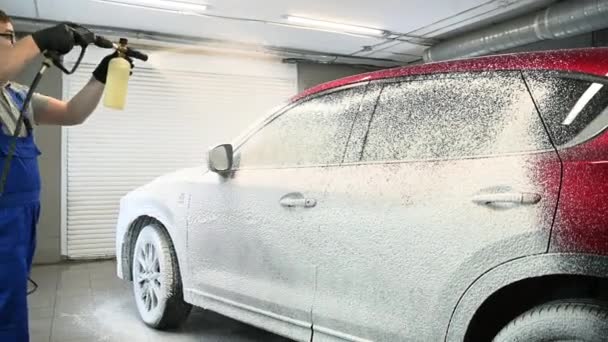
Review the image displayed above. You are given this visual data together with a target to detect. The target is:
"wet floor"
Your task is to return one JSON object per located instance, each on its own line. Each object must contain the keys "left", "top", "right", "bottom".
{"left": 28, "top": 260, "right": 292, "bottom": 342}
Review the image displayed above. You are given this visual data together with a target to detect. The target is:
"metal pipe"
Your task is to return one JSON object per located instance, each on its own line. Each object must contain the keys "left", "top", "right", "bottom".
{"left": 423, "top": 0, "right": 608, "bottom": 62}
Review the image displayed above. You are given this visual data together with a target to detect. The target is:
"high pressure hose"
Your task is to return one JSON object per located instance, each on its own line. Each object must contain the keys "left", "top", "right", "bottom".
{"left": 0, "top": 57, "right": 53, "bottom": 195}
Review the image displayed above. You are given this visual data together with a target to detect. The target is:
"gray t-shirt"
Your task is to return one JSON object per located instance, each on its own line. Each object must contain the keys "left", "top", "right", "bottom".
{"left": 0, "top": 82, "right": 49, "bottom": 137}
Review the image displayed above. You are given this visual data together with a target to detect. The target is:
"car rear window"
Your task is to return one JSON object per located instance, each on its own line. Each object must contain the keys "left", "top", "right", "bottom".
{"left": 524, "top": 73, "right": 608, "bottom": 147}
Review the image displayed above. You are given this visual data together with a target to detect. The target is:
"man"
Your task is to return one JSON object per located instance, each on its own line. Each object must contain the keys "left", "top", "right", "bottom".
{"left": 0, "top": 10, "right": 133, "bottom": 342}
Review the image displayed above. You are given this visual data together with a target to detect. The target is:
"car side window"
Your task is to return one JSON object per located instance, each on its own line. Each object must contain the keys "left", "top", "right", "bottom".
{"left": 361, "top": 72, "right": 552, "bottom": 162}
{"left": 236, "top": 86, "right": 365, "bottom": 168}
{"left": 523, "top": 73, "right": 608, "bottom": 147}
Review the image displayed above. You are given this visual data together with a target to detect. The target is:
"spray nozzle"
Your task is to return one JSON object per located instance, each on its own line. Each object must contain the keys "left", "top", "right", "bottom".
{"left": 94, "top": 35, "right": 115, "bottom": 49}
{"left": 112, "top": 38, "right": 149, "bottom": 62}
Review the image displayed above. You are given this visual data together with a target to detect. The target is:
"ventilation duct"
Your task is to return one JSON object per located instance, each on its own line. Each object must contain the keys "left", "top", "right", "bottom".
{"left": 424, "top": 0, "right": 608, "bottom": 62}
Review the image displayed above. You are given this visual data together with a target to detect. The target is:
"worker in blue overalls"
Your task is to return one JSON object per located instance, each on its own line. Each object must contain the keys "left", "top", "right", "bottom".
{"left": 0, "top": 10, "right": 133, "bottom": 342}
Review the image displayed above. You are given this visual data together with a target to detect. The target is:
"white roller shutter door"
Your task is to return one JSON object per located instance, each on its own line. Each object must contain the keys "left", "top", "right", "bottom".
{"left": 62, "top": 47, "right": 297, "bottom": 258}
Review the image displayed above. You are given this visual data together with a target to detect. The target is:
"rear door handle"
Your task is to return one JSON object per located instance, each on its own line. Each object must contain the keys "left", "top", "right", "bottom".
{"left": 472, "top": 192, "right": 541, "bottom": 205}
{"left": 280, "top": 193, "right": 317, "bottom": 208}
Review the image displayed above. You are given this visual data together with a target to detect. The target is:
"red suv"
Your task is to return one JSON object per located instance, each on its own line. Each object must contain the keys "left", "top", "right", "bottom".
{"left": 117, "top": 48, "right": 608, "bottom": 342}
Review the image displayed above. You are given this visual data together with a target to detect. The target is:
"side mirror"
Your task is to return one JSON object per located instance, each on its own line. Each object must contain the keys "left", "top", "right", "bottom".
{"left": 208, "top": 144, "right": 234, "bottom": 173}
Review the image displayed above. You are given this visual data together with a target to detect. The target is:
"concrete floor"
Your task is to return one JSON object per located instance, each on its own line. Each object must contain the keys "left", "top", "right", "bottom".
{"left": 28, "top": 260, "right": 293, "bottom": 342}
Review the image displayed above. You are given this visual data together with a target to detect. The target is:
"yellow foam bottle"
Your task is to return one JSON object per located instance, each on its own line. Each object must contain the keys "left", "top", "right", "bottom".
{"left": 103, "top": 38, "right": 130, "bottom": 110}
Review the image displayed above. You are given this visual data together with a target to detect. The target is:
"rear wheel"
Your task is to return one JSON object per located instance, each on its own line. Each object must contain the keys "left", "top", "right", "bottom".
{"left": 132, "top": 222, "right": 192, "bottom": 329}
{"left": 493, "top": 300, "right": 608, "bottom": 342}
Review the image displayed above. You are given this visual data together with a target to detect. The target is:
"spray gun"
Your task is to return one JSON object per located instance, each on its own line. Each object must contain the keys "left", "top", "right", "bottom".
{"left": 0, "top": 23, "right": 149, "bottom": 195}
{"left": 55, "top": 25, "right": 149, "bottom": 109}
{"left": 44, "top": 23, "right": 149, "bottom": 74}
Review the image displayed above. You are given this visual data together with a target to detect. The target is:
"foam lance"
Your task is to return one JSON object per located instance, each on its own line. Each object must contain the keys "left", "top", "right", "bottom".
{"left": 104, "top": 38, "right": 148, "bottom": 110}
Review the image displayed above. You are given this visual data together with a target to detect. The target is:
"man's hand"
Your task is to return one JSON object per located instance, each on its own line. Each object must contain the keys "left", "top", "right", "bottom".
{"left": 31, "top": 23, "right": 75, "bottom": 55}
{"left": 93, "top": 52, "right": 134, "bottom": 84}
{"left": 32, "top": 51, "right": 136, "bottom": 127}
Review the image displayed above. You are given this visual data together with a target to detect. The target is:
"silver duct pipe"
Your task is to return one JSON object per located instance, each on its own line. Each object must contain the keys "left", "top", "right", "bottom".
{"left": 423, "top": 0, "right": 608, "bottom": 62}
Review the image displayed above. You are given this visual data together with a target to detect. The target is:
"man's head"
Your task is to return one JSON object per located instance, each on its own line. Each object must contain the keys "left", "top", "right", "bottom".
{"left": 0, "top": 10, "right": 15, "bottom": 47}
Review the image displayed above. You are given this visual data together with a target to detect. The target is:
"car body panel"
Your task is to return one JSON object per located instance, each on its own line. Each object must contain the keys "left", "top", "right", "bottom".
{"left": 445, "top": 253, "right": 608, "bottom": 342}
{"left": 185, "top": 168, "right": 324, "bottom": 342}
{"left": 115, "top": 167, "right": 204, "bottom": 282}
{"left": 548, "top": 132, "right": 608, "bottom": 255}
{"left": 311, "top": 152, "right": 561, "bottom": 341}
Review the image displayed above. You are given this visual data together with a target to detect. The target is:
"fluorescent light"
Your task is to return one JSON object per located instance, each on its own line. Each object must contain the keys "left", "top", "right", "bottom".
{"left": 285, "top": 15, "right": 386, "bottom": 37}
{"left": 562, "top": 82, "right": 604, "bottom": 125}
{"left": 95, "top": 0, "right": 207, "bottom": 15}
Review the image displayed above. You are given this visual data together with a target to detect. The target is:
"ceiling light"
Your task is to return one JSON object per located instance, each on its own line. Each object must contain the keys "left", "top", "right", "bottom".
{"left": 95, "top": 0, "right": 208, "bottom": 15}
{"left": 285, "top": 15, "right": 386, "bottom": 37}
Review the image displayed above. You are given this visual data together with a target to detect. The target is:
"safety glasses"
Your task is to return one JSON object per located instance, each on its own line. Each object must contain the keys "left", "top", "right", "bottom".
{"left": 0, "top": 32, "right": 16, "bottom": 44}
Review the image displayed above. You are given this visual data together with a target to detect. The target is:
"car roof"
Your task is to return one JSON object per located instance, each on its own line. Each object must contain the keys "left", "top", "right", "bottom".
{"left": 291, "top": 47, "right": 608, "bottom": 102}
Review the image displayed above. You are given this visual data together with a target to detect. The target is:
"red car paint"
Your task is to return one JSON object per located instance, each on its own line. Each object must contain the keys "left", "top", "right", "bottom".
{"left": 550, "top": 131, "right": 608, "bottom": 255}
{"left": 297, "top": 47, "right": 608, "bottom": 257}
{"left": 293, "top": 48, "right": 608, "bottom": 102}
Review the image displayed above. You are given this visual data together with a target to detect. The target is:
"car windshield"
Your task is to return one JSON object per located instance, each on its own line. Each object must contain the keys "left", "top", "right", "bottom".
{"left": 231, "top": 100, "right": 291, "bottom": 150}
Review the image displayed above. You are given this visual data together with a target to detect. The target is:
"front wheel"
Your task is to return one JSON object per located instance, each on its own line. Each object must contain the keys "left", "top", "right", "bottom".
{"left": 132, "top": 222, "right": 192, "bottom": 329}
{"left": 493, "top": 300, "right": 608, "bottom": 342}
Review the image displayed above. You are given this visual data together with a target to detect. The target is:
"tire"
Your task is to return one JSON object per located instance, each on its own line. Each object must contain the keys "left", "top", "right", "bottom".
{"left": 493, "top": 300, "right": 608, "bottom": 342}
{"left": 131, "top": 222, "right": 192, "bottom": 329}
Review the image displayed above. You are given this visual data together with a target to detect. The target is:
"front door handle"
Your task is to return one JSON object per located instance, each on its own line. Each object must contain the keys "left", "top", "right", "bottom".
{"left": 280, "top": 193, "right": 317, "bottom": 208}
{"left": 472, "top": 192, "right": 541, "bottom": 205}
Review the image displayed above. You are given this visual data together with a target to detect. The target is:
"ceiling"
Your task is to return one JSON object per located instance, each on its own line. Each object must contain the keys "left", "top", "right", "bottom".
{"left": 1, "top": 0, "right": 558, "bottom": 64}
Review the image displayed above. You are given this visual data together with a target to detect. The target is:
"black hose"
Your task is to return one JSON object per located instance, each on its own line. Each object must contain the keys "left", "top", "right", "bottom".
{"left": 0, "top": 60, "right": 50, "bottom": 297}
{"left": 0, "top": 59, "right": 51, "bottom": 195}
{"left": 27, "top": 277, "right": 38, "bottom": 296}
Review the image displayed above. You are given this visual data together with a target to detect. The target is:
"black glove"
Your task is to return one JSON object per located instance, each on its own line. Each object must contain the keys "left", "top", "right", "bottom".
{"left": 93, "top": 52, "right": 135, "bottom": 84}
{"left": 31, "top": 23, "right": 75, "bottom": 55}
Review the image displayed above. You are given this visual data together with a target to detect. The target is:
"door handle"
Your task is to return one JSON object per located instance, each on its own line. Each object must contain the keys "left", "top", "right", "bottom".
{"left": 472, "top": 192, "right": 541, "bottom": 205}
{"left": 280, "top": 193, "right": 317, "bottom": 208}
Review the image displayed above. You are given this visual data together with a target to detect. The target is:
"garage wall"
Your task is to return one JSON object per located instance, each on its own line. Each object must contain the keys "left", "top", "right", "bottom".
{"left": 14, "top": 56, "right": 63, "bottom": 264}
{"left": 296, "top": 63, "right": 375, "bottom": 92}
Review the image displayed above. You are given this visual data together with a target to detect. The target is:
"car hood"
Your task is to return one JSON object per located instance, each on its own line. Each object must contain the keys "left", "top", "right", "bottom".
{"left": 150, "top": 166, "right": 208, "bottom": 184}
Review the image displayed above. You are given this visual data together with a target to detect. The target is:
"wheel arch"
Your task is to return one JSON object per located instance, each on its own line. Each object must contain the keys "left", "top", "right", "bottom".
{"left": 445, "top": 253, "right": 608, "bottom": 342}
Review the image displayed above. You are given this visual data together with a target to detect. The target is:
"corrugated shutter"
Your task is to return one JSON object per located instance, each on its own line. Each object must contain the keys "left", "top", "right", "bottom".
{"left": 63, "top": 48, "right": 297, "bottom": 258}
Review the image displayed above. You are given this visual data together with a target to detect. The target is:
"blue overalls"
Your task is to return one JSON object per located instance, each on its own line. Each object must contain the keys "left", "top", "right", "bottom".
{"left": 0, "top": 85, "right": 42, "bottom": 342}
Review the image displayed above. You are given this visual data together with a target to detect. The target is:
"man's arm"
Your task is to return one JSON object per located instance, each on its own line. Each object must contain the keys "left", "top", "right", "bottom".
{"left": 34, "top": 77, "right": 104, "bottom": 126}
{"left": 33, "top": 52, "right": 133, "bottom": 126}
{"left": 0, "top": 37, "right": 41, "bottom": 81}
